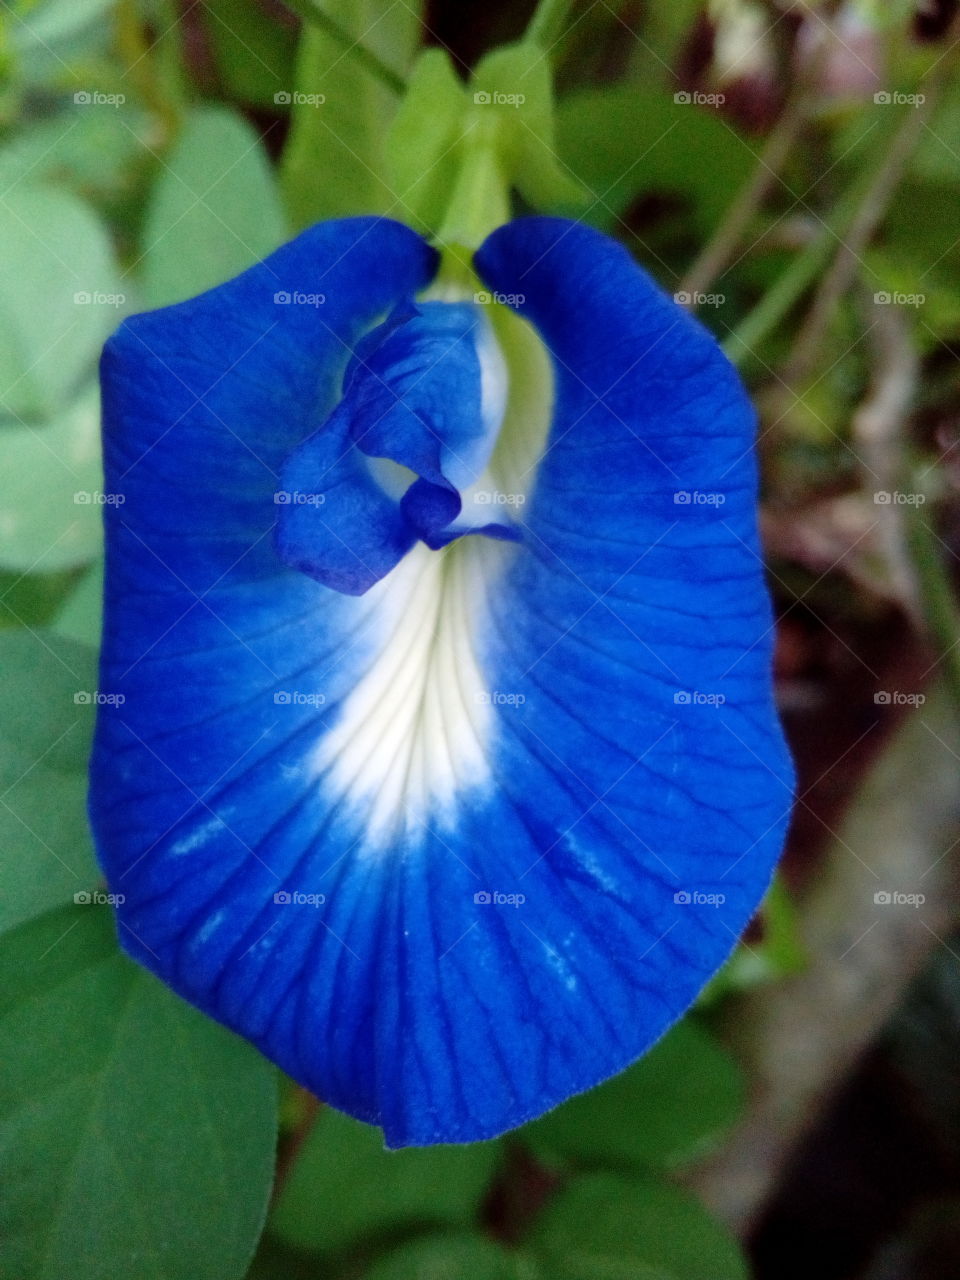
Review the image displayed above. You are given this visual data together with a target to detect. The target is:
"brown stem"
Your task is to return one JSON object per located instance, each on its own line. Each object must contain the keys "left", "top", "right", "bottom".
{"left": 850, "top": 288, "right": 922, "bottom": 620}
{"left": 681, "top": 688, "right": 960, "bottom": 1234}
{"left": 273, "top": 1088, "right": 322, "bottom": 1200}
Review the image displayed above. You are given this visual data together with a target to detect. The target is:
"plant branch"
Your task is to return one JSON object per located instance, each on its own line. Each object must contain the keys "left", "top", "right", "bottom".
{"left": 273, "top": 1089, "right": 321, "bottom": 1200}
{"left": 784, "top": 94, "right": 936, "bottom": 384}
{"left": 281, "top": 0, "right": 407, "bottom": 95}
{"left": 850, "top": 288, "right": 922, "bottom": 620}
{"left": 682, "top": 688, "right": 960, "bottom": 1233}
{"left": 906, "top": 491, "right": 960, "bottom": 719}
{"left": 679, "top": 43, "right": 824, "bottom": 309}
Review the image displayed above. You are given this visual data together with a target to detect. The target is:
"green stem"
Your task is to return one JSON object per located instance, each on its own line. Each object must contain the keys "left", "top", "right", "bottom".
{"left": 722, "top": 43, "right": 960, "bottom": 374}
{"left": 680, "top": 90, "right": 808, "bottom": 304}
{"left": 434, "top": 117, "right": 511, "bottom": 250}
{"left": 723, "top": 229, "right": 833, "bottom": 369}
{"left": 282, "top": 0, "right": 407, "bottom": 95}
{"left": 115, "top": 0, "right": 182, "bottom": 142}
{"left": 525, "top": 0, "right": 577, "bottom": 48}
{"left": 723, "top": 142, "right": 889, "bottom": 370}
{"left": 784, "top": 92, "right": 936, "bottom": 384}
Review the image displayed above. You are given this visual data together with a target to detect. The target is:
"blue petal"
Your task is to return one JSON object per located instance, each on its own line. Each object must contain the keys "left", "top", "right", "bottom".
{"left": 275, "top": 397, "right": 417, "bottom": 596}
{"left": 276, "top": 299, "right": 517, "bottom": 590}
{"left": 91, "top": 215, "right": 791, "bottom": 1148}
{"left": 344, "top": 301, "right": 489, "bottom": 490}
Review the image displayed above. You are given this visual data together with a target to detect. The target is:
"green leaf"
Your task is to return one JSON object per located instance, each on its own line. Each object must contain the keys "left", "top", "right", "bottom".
{"left": 700, "top": 875, "right": 806, "bottom": 1003}
{"left": 7, "top": 0, "right": 116, "bottom": 84}
{"left": 0, "top": 904, "right": 278, "bottom": 1280}
{"left": 51, "top": 557, "right": 103, "bottom": 648}
{"left": 201, "top": 0, "right": 298, "bottom": 107}
{"left": 9, "top": 0, "right": 116, "bottom": 50}
{"left": 530, "top": 1173, "right": 747, "bottom": 1280}
{"left": 0, "top": 109, "right": 150, "bottom": 204}
{"left": 915, "top": 82, "right": 960, "bottom": 183}
{"left": 142, "top": 105, "right": 287, "bottom": 307}
{"left": 279, "top": 0, "right": 423, "bottom": 229}
{"left": 525, "top": 1260, "right": 670, "bottom": 1280}
{"left": 555, "top": 85, "right": 754, "bottom": 234}
{"left": 626, "top": 1, "right": 702, "bottom": 79}
{"left": 885, "top": 181, "right": 960, "bottom": 273}
{"left": 270, "top": 1105, "right": 501, "bottom": 1254}
{"left": 0, "top": 185, "right": 120, "bottom": 420}
{"left": 0, "top": 380, "right": 104, "bottom": 573}
{"left": 522, "top": 1019, "right": 743, "bottom": 1172}
{"left": 859, "top": 0, "right": 928, "bottom": 31}
{"left": 365, "top": 1233, "right": 540, "bottom": 1280}
{"left": 0, "top": 569, "right": 79, "bottom": 630}
{"left": 0, "top": 630, "right": 98, "bottom": 935}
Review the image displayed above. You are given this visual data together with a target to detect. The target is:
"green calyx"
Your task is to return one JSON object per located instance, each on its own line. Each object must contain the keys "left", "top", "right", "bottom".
{"left": 385, "top": 41, "right": 588, "bottom": 252}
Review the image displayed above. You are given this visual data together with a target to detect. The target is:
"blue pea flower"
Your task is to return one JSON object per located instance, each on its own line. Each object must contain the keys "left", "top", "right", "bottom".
{"left": 90, "top": 215, "right": 792, "bottom": 1147}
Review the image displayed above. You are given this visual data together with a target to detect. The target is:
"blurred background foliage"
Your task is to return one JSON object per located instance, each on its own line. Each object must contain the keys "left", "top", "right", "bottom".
{"left": 1, "top": 1, "right": 960, "bottom": 1278}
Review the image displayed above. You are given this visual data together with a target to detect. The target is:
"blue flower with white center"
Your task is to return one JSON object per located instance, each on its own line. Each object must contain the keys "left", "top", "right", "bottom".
{"left": 90, "top": 215, "right": 792, "bottom": 1147}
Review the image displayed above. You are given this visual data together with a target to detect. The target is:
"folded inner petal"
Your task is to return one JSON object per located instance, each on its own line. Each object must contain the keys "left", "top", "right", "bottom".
{"left": 274, "top": 399, "right": 416, "bottom": 596}
{"left": 276, "top": 299, "right": 531, "bottom": 591}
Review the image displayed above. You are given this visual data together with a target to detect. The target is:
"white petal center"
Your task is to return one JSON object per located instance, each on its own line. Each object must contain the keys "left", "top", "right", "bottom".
{"left": 313, "top": 539, "right": 502, "bottom": 845}
{"left": 311, "top": 304, "right": 553, "bottom": 848}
